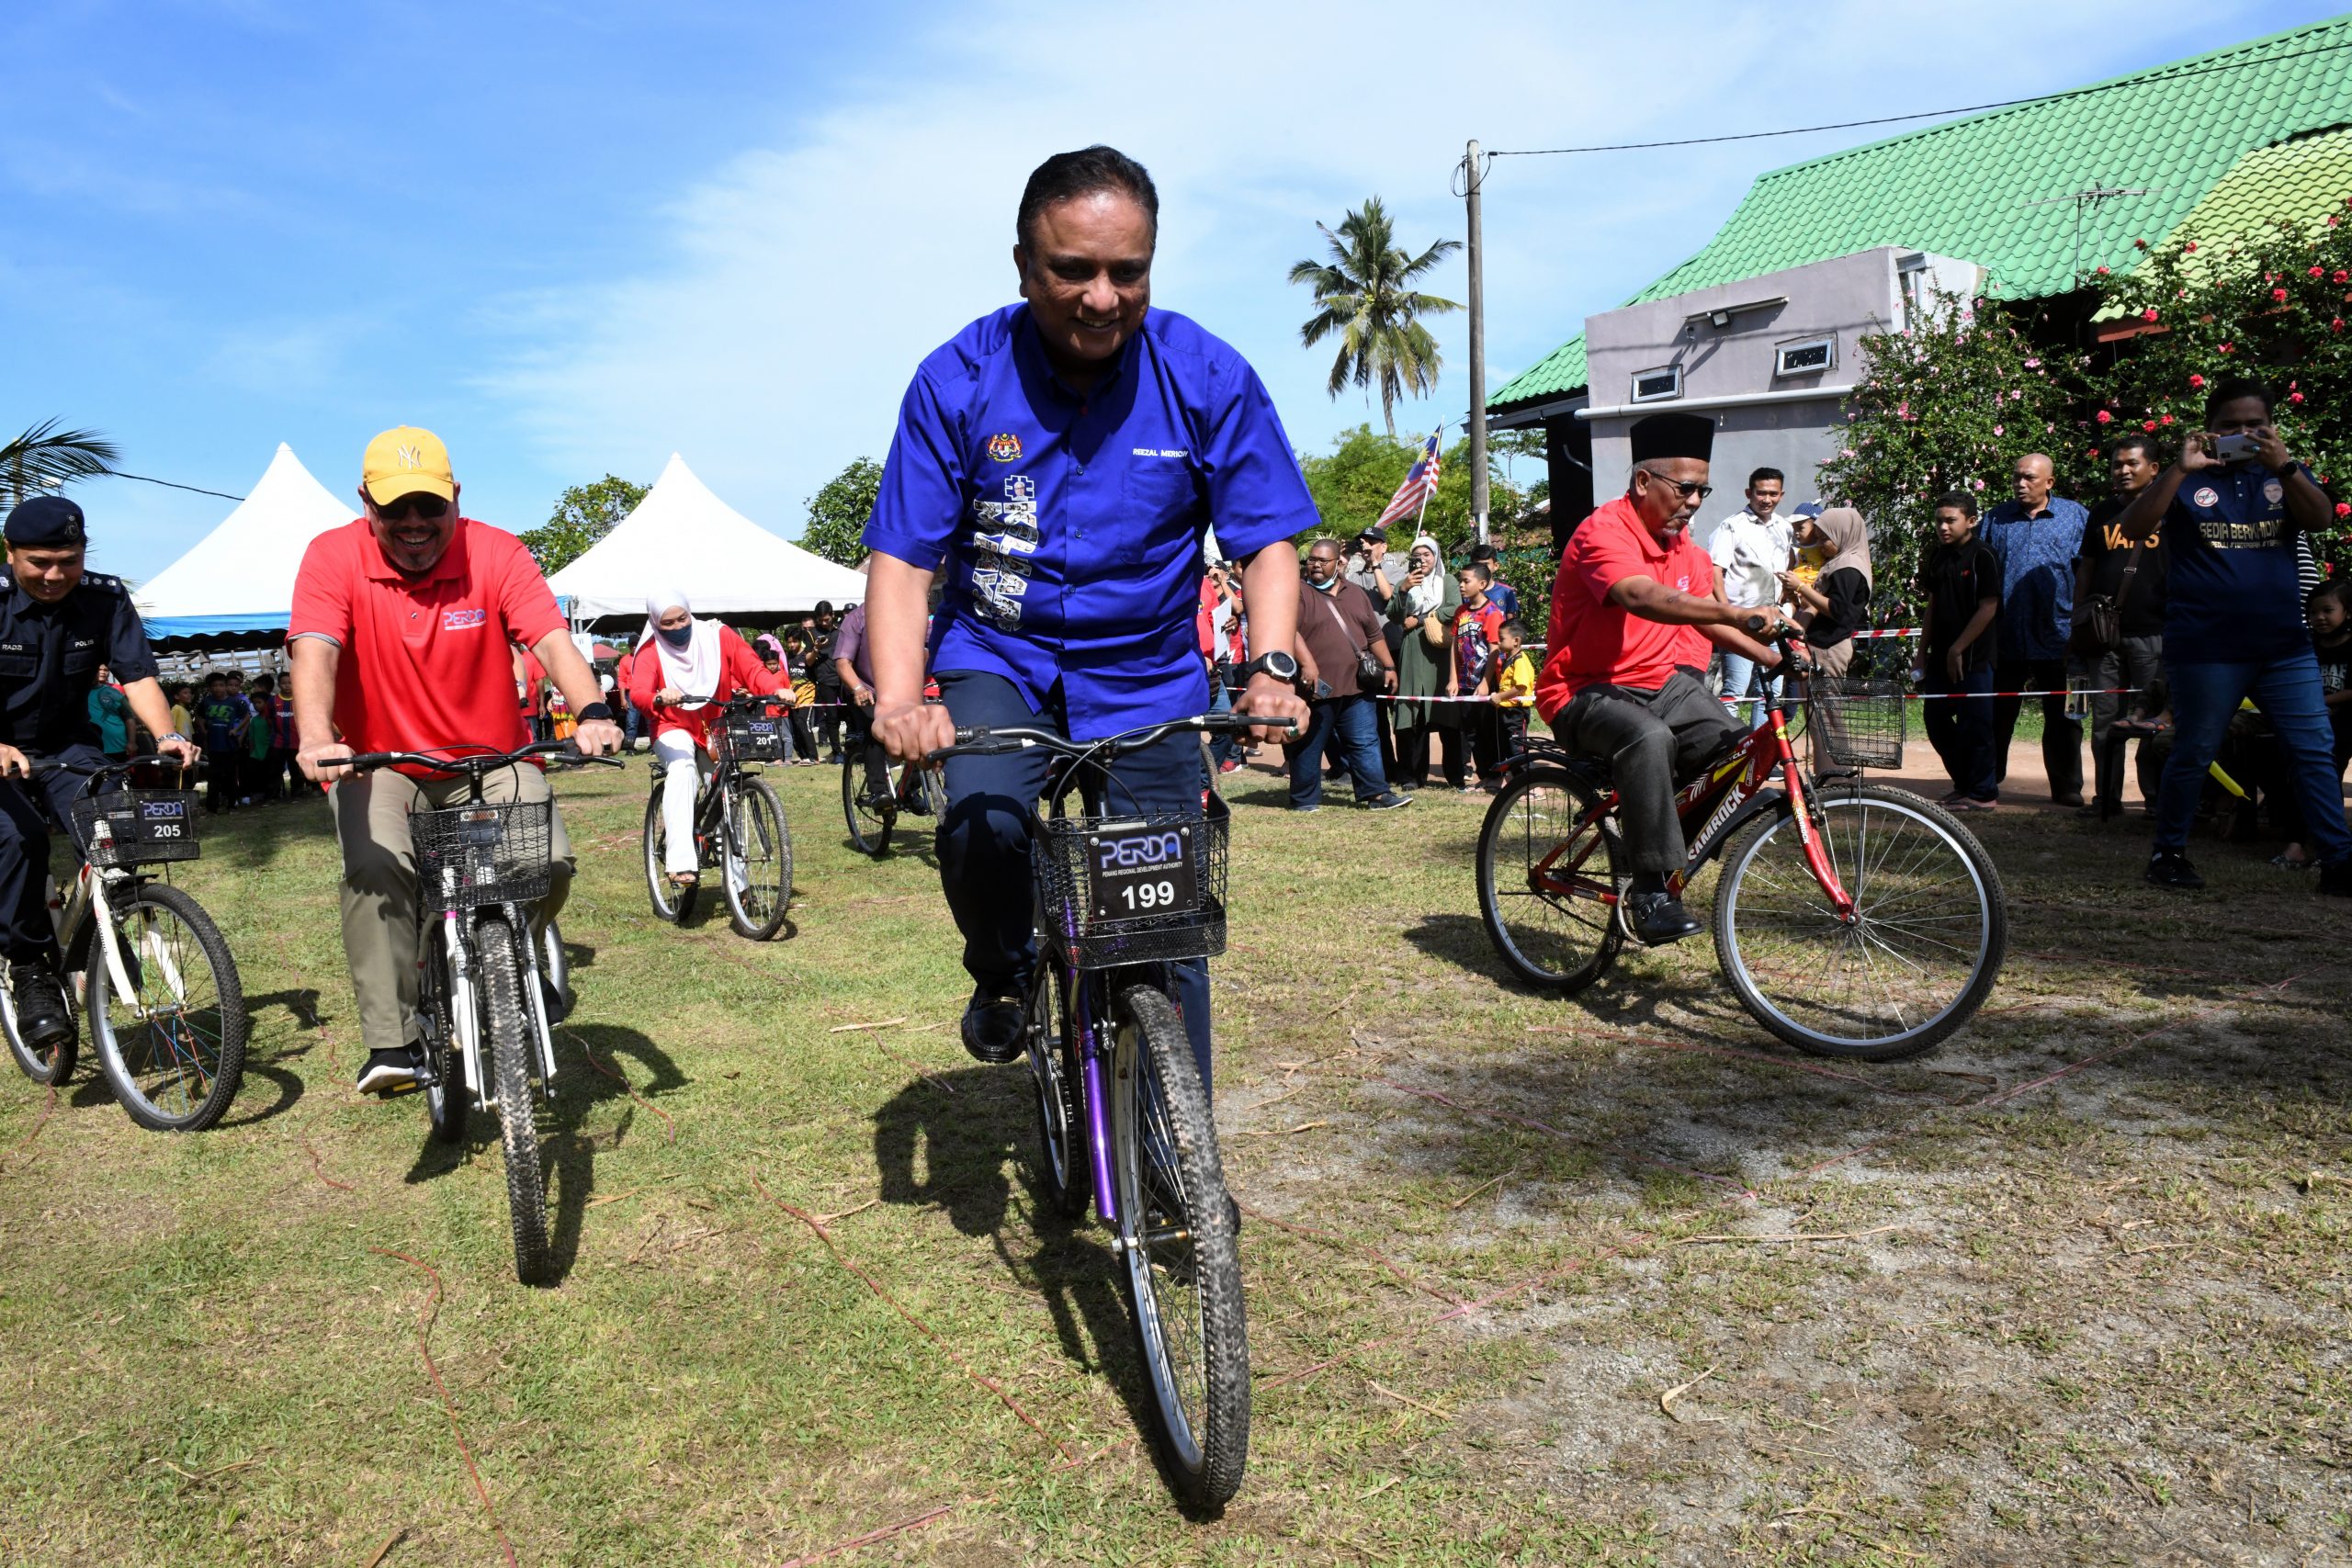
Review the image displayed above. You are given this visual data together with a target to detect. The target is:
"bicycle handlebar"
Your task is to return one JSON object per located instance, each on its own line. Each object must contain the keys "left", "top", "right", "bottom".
{"left": 337, "top": 740, "right": 626, "bottom": 776}
{"left": 672, "top": 691, "right": 792, "bottom": 714}
{"left": 8, "top": 754, "right": 190, "bottom": 784}
{"left": 929, "top": 712, "right": 1295, "bottom": 763}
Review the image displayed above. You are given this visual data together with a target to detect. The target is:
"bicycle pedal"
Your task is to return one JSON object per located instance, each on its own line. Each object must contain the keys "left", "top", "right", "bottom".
{"left": 376, "top": 1078, "right": 426, "bottom": 1100}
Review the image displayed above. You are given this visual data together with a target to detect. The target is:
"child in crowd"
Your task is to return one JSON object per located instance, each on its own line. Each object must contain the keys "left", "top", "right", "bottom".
{"left": 2275, "top": 579, "right": 2352, "bottom": 869}
{"left": 195, "top": 671, "right": 252, "bottom": 815}
{"left": 1452, "top": 562, "right": 1507, "bottom": 789}
{"left": 1494, "top": 617, "right": 1535, "bottom": 763}
{"left": 1916, "top": 491, "right": 2002, "bottom": 809}
{"left": 243, "top": 675, "right": 279, "bottom": 804}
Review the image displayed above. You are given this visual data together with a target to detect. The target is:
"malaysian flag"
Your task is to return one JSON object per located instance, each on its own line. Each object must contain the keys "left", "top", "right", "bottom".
{"left": 1374, "top": 430, "right": 1443, "bottom": 530}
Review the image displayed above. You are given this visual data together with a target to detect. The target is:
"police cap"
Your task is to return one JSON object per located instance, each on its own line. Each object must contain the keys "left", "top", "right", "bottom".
{"left": 4, "top": 495, "right": 88, "bottom": 548}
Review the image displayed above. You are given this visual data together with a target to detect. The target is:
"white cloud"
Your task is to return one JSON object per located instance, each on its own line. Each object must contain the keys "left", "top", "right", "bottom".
{"left": 473, "top": 0, "right": 2275, "bottom": 538}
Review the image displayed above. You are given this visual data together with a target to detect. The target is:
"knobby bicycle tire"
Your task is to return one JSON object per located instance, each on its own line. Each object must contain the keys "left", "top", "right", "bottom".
{"left": 1713, "top": 781, "right": 2007, "bottom": 1061}
{"left": 1111, "top": 983, "right": 1249, "bottom": 1509}
{"left": 421, "top": 939, "right": 467, "bottom": 1146}
{"left": 1024, "top": 958, "right": 1084, "bottom": 1219}
{"left": 87, "top": 882, "right": 248, "bottom": 1133}
{"left": 478, "top": 917, "right": 553, "bottom": 1285}
{"left": 642, "top": 783, "right": 698, "bottom": 924}
{"left": 842, "top": 753, "right": 896, "bottom": 859}
{"left": 3, "top": 975, "right": 77, "bottom": 1088}
{"left": 722, "top": 776, "right": 793, "bottom": 941}
{"left": 1476, "top": 765, "right": 1625, "bottom": 995}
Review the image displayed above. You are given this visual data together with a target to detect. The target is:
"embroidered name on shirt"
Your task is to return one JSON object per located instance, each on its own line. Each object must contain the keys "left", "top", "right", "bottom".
{"left": 442, "top": 607, "right": 488, "bottom": 631}
{"left": 1132, "top": 447, "right": 1190, "bottom": 458}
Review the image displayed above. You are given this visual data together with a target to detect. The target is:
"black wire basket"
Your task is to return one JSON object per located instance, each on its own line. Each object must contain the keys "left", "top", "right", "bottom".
{"left": 72, "top": 789, "right": 202, "bottom": 869}
{"left": 411, "top": 799, "right": 552, "bottom": 911}
{"left": 1805, "top": 677, "right": 1906, "bottom": 771}
{"left": 1033, "top": 807, "right": 1227, "bottom": 970}
{"left": 724, "top": 708, "right": 787, "bottom": 763}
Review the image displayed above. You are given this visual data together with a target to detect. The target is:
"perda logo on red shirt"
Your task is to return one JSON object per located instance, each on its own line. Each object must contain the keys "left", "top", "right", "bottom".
{"left": 442, "top": 607, "right": 488, "bottom": 631}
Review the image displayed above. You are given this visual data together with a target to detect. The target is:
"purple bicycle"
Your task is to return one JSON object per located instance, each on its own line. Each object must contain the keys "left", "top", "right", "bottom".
{"left": 933, "top": 711, "right": 1285, "bottom": 1509}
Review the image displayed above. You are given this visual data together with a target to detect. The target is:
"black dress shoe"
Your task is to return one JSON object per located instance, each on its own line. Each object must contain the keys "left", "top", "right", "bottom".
{"left": 1625, "top": 891, "right": 1702, "bottom": 945}
{"left": 960, "top": 988, "right": 1027, "bottom": 1065}
{"left": 2144, "top": 850, "right": 2205, "bottom": 890}
{"left": 8, "top": 964, "right": 72, "bottom": 1049}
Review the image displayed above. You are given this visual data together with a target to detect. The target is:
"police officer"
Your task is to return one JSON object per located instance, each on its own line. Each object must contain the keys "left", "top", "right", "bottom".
{"left": 0, "top": 496, "right": 198, "bottom": 1048}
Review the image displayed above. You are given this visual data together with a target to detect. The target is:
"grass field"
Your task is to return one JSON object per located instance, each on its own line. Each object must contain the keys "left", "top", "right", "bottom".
{"left": 0, "top": 751, "right": 2346, "bottom": 1566}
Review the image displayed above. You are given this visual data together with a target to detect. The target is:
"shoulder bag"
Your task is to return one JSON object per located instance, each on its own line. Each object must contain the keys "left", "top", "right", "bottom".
{"left": 1316, "top": 587, "right": 1387, "bottom": 689}
{"left": 2070, "top": 536, "right": 2143, "bottom": 659}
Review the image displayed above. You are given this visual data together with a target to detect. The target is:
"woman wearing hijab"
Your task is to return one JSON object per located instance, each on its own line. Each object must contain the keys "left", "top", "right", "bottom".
{"left": 1776, "top": 506, "right": 1873, "bottom": 680}
{"left": 1386, "top": 534, "right": 1463, "bottom": 789}
{"left": 626, "top": 589, "right": 788, "bottom": 889}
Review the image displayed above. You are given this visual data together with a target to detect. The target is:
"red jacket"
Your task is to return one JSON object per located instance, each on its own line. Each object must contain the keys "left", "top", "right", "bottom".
{"left": 627, "top": 625, "right": 784, "bottom": 747}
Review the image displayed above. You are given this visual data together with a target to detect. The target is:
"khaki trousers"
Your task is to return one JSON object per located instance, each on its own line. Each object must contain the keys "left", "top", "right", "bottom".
{"left": 331, "top": 765, "right": 574, "bottom": 1055}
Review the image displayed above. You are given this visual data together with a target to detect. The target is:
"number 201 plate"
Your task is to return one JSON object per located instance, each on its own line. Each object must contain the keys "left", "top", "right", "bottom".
{"left": 1085, "top": 822, "right": 1198, "bottom": 922}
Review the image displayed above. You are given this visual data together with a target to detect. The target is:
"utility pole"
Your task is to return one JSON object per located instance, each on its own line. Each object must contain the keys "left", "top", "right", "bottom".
{"left": 1464, "top": 139, "right": 1488, "bottom": 544}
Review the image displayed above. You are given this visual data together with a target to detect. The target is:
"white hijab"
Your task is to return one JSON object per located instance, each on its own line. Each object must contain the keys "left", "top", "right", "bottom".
{"left": 1405, "top": 535, "right": 1447, "bottom": 616}
{"left": 639, "top": 586, "right": 720, "bottom": 699}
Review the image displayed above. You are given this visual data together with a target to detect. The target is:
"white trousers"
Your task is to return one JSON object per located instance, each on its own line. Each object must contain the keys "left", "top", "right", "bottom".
{"left": 653, "top": 728, "right": 702, "bottom": 874}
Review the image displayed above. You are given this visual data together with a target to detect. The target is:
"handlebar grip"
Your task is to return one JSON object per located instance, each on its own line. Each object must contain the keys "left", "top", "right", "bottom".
{"left": 341, "top": 752, "right": 400, "bottom": 771}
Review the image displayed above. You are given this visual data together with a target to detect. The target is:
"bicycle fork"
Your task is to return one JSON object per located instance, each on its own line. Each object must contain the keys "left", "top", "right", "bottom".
{"left": 1076, "top": 966, "right": 1125, "bottom": 1235}
{"left": 1767, "top": 716, "right": 1857, "bottom": 919}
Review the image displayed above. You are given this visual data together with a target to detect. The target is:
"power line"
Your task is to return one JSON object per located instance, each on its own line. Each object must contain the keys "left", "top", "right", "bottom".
{"left": 107, "top": 470, "right": 246, "bottom": 502}
{"left": 1480, "top": 37, "right": 2352, "bottom": 163}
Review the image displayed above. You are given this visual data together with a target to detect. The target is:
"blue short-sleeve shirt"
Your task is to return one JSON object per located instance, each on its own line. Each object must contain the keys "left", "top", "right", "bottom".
{"left": 2162, "top": 460, "right": 2320, "bottom": 664}
{"left": 864, "top": 303, "right": 1318, "bottom": 740}
{"left": 1981, "top": 496, "right": 2087, "bottom": 662}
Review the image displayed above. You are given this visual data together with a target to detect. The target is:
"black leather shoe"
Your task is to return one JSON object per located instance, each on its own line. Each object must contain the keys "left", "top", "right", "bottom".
{"left": 1625, "top": 891, "right": 1702, "bottom": 945}
{"left": 8, "top": 964, "right": 72, "bottom": 1050}
{"left": 960, "top": 988, "right": 1026, "bottom": 1065}
{"left": 2144, "top": 850, "right": 2205, "bottom": 890}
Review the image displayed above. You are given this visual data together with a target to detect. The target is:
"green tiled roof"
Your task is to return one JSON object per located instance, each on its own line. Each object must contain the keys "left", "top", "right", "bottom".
{"left": 1489, "top": 15, "right": 2352, "bottom": 413}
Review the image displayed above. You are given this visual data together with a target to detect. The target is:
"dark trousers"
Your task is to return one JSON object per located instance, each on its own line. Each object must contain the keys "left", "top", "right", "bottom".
{"left": 2075, "top": 637, "right": 2165, "bottom": 812}
{"left": 1396, "top": 707, "right": 1468, "bottom": 788}
{"left": 842, "top": 697, "right": 890, "bottom": 796}
{"left": 1286, "top": 693, "right": 1388, "bottom": 808}
{"left": 1463, "top": 703, "right": 1503, "bottom": 783}
{"left": 813, "top": 678, "right": 845, "bottom": 757}
{"left": 204, "top": 750, "right": 240, "bottom": 813}
{"left": 1992, "top": 656, "right": 2082, "bottom": 799}
{"left": 1557, "top": 669, "right": 1742, "bottom": 875}
{"left": 0, "top": 743, "right": 102, "bottom": 965}
{"left": 933, "top": 671, "right": 1215, "bottom": 1091}
{"left": 1921, "top": 659, "right": 1998, "bottom": 801}
{"left": 2155, "top": 653, "right": 2351, "bottom": 863}
{"left": 1498, "top": 706, "right": 1531, "bottom": 762}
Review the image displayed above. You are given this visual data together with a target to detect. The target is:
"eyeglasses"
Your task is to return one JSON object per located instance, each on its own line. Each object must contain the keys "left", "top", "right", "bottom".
{"left": 1646, "top": 477, "right": 1713, "bottom": 501}
{"left": 376, "top": 493, "right": 450, "bottom": 524}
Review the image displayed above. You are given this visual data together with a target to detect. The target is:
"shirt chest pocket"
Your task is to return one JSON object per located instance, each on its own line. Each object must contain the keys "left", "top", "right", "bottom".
{"left": 1116, "top": 463, "right": 1200, "bottom": 567}
{"left": 63, "top": 644, "right": 99, "bottom": 676}
{"left": 0, "top": 645, "right": 35, "bottom": 679}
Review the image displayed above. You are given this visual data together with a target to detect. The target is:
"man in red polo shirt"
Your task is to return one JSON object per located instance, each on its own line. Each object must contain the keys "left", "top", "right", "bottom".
{"left": 289, "top": 426, "right": 622, "bottom": 1095}
{"left": 1538, "top": 415, "right": 1793, "bottom": 944}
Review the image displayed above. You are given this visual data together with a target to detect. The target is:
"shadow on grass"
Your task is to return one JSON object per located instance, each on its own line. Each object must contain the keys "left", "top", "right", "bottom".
{"left": 401, "top": 1020, "right": 681, "bottom": 1286}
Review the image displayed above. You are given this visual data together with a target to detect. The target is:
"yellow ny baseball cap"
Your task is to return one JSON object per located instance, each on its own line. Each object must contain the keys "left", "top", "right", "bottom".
{"left": 361, "top": 426, "right": 457, "bottom": 504}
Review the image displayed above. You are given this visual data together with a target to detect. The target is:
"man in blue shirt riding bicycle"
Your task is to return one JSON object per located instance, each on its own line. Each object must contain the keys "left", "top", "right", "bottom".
{"left": 863, "top": 145, "right": 1313, "bottom": 1081}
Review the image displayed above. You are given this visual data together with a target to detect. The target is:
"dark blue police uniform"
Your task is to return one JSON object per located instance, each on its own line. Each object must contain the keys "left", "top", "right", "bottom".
{"left": 865, "top": 303, "right": 1318, "bottom": 1087}
{"left": 0, "top": 532, "right": 161, "bottom": 966}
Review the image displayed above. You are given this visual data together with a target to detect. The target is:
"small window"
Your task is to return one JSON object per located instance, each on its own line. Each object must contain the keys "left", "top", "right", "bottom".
{"left": 1774, "top": 336, "right": 1837, "bottom": 378}
{"left": 1630, "top": 365, "right": 1682, "bottom": 403}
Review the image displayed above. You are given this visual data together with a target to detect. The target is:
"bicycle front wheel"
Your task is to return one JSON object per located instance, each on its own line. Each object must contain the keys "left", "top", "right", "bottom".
{"left": 478, "top": 917, "right": 552, "bottom": 1285}
{"left": 87, "top": 883, "right": 248, "bottom": 1132}
{"left": 642, "top": 783, "right": 697, "bottom": 924}
{"left": 1024, "top": 958, "right": 1083, "bottom": 1219}
{"left": 1111, "top": 983, "right": 1249, "bottom": 1508}
{"left": 1476, "top": 764, "right": 1624, "bottom": 994}
{"left": 842, "top": 754, "right": 895, "bottom": 859}
{"left": 1714, "top": 782, "right": 2007, "bottom": 1061}
{"left": 721, "top": 777, "right": 793, "bottom": 941}
{"left": 420, "top": 937, "right": 467, "bottom": 1146}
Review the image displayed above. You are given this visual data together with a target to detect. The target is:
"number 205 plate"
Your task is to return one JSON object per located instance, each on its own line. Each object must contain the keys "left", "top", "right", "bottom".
{"left": 136, "top": 797, "right": 187, "bottom": 843}
{"left": 1085, "top": 822, "right": 1198, "bottom": 922}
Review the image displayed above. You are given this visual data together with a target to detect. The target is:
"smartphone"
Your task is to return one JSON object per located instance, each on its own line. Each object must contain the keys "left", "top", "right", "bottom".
{"left": 2209, "top": 432, "right": 2260, "bottom": 463}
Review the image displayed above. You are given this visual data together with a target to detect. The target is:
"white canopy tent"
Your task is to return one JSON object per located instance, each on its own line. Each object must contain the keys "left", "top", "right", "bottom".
{"left": 137, "top": 444, "right": 356, "bottom": 642}
{"left": 548, "top": 454, "right": 867, "bottom": 621}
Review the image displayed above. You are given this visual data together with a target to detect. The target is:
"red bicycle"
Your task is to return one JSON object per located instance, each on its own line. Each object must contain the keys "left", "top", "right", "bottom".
{"left": 1476, "top": 639, "right": 2007, "bottom": 1060}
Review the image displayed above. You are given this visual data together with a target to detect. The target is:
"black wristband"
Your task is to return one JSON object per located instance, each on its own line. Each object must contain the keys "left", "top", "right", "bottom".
{"left": 577, "top": 703, "right": 612, "bottom": 722}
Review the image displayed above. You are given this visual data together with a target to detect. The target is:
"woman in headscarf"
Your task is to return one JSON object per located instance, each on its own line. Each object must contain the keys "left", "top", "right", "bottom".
{"left": 1386, "top": 534, "right": 1463, "bottom": 789}
{"left": 1776, "top": 506, "right": 1872, "bottom": 679}
{"left": 626, "top": 589, "right": 790, "bottom": 888}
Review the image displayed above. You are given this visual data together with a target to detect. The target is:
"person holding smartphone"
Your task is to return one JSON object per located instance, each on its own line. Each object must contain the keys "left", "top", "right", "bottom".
{"left": 2109, "top": 376, "right": 2350, "bottom": 895}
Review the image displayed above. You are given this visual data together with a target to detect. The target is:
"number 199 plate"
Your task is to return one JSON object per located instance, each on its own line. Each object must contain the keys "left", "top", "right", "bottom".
{"left": 1085, "top": 821, "right": 1199, "bottom": 922}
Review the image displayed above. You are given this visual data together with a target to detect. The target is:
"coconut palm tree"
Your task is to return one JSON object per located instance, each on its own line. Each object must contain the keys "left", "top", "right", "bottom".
{"left": 1289, "top": 199, "right": 1462, "bottom": 441}
{"left": 1, "top": 420, "right": 119, "bottom": 509}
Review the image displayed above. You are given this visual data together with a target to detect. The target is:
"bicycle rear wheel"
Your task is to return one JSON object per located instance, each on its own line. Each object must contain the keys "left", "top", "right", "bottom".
{"left": 87, "top": 883, "right": 247, "bottom": 1132}
{"left": 2, "top": 977, "right": 76, "bottom": 1087}
{"left": 721, "top": 776, "right": 793, "bottom": 940}
{"left": 842, "top": 754, "right": 896, "bottom": 858}
{"left": 642, "top": 783, "right": 697, "bottom": 924}
{"left": 1111, "top": 983, "right": 1249, "bottom": 1508}
{"left": 1476, "top": 764, "right": 1624, "bottom": 994}
{"left": 477, "top": 917, "right": 552, "bottom": 1285}
{"left": 1714, "top": 781, "right": 2007, "bottom": 1061}
{"left": 1023, "top": 957, "right": 1083, "bottom": 1218}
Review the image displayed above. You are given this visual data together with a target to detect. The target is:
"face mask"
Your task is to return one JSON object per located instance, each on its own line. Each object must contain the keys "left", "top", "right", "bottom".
{"left": 658, "top": 622, "right": 694, "bottom": 649}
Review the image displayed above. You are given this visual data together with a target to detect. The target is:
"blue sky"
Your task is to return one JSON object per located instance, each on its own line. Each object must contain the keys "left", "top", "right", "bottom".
{"left": 6, "top": 0, "right": 2338, "bottom": 583}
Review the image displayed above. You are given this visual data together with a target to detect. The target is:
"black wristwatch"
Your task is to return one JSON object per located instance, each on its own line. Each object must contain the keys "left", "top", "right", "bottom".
{"left": 577, "top": 703, "right": 613, "bottom": 722}
{"left": 1241, "top": 650, "right": 1300, "bottom": 684}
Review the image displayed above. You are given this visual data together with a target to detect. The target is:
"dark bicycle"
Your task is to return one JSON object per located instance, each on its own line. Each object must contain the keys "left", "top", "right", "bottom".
{"left": 641, "top": 694, "right": 795, "bottom": 940}
{"left": 341, "top": 740, "right": 618, "bottom": 1285}
{"left": 842, "top": 723, "right": 945, "bottom": 859}
{"left": 1, "top": 757, "right": 248, "bottom": 1131}
{"left": 933, "top": 711, "right": 1292, "bottom": 1509}
{"left": 1476, "top": 632, "right": 2007, "bottom": 1060}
